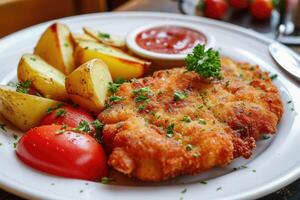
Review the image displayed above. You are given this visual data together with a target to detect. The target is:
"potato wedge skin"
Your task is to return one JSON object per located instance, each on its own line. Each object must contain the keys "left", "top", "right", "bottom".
{"left": 74, "top": 41, "right": 150, "bottom": 80}
{"left": 17, "top": 54, "right": 68, "bottom": 101}
{"left": 34, "top": 23, "right": 75, "bottom": 75}
{"left": 0, "top": 86, "right": 61, "bottom": 131}
{"left": 65, "top": 59, "right": 112, "bottom": 114}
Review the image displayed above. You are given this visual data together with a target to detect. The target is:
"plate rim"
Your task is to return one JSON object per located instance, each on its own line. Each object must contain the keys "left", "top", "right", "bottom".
{"left": 0, "top": 11, "right": 299, "bottom": 200}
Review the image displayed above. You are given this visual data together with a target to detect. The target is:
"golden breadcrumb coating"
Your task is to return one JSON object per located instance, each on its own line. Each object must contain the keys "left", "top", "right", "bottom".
{"left": 98, "top": 57, "right": 283, "bottom": 181}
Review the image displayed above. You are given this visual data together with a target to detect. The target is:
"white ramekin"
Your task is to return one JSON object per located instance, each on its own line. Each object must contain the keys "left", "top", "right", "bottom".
{"left": 126, "top": 22, "right": 215, "bottom": 65}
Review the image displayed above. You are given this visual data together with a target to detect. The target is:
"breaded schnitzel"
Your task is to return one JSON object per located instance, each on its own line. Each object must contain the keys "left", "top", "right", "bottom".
{"left": 98, "top": 57, "right": 283, "bottom": 181}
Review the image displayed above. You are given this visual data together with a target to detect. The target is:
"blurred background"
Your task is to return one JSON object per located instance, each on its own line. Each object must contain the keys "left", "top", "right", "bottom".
{"left": 1, "top": 0, "right": 299, "bottom": 46}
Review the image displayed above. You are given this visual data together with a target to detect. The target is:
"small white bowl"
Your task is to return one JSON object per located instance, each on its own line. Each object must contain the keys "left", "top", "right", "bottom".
{"left": 126, "top": 22, "right": 215, "bottom": 68}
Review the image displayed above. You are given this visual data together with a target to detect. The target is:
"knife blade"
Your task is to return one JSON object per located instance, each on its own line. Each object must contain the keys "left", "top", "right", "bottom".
{"left": 269, "top": 42, "right": 300, "bottom": 80}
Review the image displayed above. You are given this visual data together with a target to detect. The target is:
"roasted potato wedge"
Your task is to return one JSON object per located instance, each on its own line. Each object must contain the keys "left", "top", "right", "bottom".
{"left": 34, "top": 23, "right": 75, "bottom": 75}
{"left": 65, "top": 59, "right": 112, "bottom": 113}
{"left": 83, "top": 27, "right": 126, "bottom": 49}
{"left": 17, "top": 54, "right": 68, "bottom": 101}
{"left": 74, "top": 41, "right": 150, "bottom": 80}
{"left": 0, "top": 86, "right": 61, "bottom": 131}
{"left": 71, "top": 33, "right": 98, "bottom": 44}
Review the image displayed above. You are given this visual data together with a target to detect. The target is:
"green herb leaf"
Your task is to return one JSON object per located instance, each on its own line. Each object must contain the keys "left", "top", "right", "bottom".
{"left": 55, "top": 109, "right": 66, "bottom": 118}
{"left": 16, "top": 80, "right": 32, "bottom": 94}
{"left": 270, "top": 74, "right": 278, "bottom": 80}
{"left": 91, "top": 119, "right": 103, "bottom": 129}
{"left": 185, "top": 44, "right": 221, "bottom": 78}
{"left": 174, "top": 91, "right": 188, "bottom": 101}
{"left": 0, "top": 123, "right": 6, "bottom": 131}
{"left": 100, "top": 177, "right": 115, "bottom": 184}
{"left": 47, "top": 103, "right": 64, "bottom": 114}
{"left": 166, "top": 124, "right": 175, "bottom": 138}
{"left": 109, "top": 95, "right": 124, "bottom": 103}
{"left": 98, "top": 32, "right": 110, "bottom": 39}
{"left": 182, "top": 115, "right": 192, "bottom": 123}
{"left": 198, "top": 119, "right": 206, "bottom": 125}
{"left": 73, "top": 120, "right": 92, "bottom": 133}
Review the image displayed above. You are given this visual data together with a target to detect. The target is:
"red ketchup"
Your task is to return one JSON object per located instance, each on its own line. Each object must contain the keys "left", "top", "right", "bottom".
{"left": 136, "top": 26, "right": 207, "bottom": 54}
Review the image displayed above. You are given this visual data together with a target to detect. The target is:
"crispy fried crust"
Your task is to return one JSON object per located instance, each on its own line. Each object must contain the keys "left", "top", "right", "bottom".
{"left": 98, "top": 57, "right": 283, "bottom": 181}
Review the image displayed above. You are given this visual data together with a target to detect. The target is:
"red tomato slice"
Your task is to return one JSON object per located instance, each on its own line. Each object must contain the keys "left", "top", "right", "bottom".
{"left": 16, "top": 125, "right": 108, "bottom": 181}
{"left": 40, "top": 105, "right": 95, "bottom": 133}
{"left": 204, "top": 0, "right": 228, "bottom": 19}
{"left": 251, "top": 0, "right": 273, "bottom": 20}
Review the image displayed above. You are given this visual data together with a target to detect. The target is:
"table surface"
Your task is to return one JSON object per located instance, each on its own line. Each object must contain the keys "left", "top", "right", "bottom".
{"left": 1, "top": 0, "right": 300, "bottom": 199}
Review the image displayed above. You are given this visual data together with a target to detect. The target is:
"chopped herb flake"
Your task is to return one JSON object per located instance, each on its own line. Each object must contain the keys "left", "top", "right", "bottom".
{"left": 262, "top": 135, "right": 270, "bottom": 140}
{"left": 30, "top": 57, "right": 37, "bottom": 61}
{"left": 174, "top": 91, "right": 188, "bottom": 101}
{"left": 55, "top": 109, "right": 66, "bottom": 118}
{"left": 287, "top": 100, "right": 292, "bottom": 104}
{"left": 200, "top": 181, "right": 207, "bottom": 184}
{"left": 100, "top": 177, "right": 115, "bottom": 184}
{"left": 270, "top": 74, "right": 278, "bottom": 80}
{"left": 182, "top": 115, "right": 192, "bottom": 123}
{"left": 0, "top": 123, "right": 6, "bottom": 131}
{"left": 16, "top": 80, "right": 31, "bottom": 94}
{"left": 252, "top": 169, "right": 256, "bottom": 173}
{"left": 181, "top": 188, "right": 187, "bottom": 194}
{"left": 91, "top": 119, "right": 103, "bottom": 129}
{"left": 73, "top": 120, "right": 91, "bottom": 133}
{"left": 198, "top": 119, "right": 206, "bottom": 125}
{"left": 216, "top": 187, "right": 222, "bottom": 191}
{"left": 98, "top": 32, "right": 110, "bottom": 39}
{"left": 109, "top": 95, "right": 124, "bottom": 103}
{"left": 166, "top": 124, "right": 175, "bottom": 138}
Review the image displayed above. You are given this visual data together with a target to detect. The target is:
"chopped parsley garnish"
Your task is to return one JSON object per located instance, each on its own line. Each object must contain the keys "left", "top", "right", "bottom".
{"left": 200, "top": 181, "right": 207, "bottom": 184}
{"left": 13, "top": 142, "right": 17, "bottom": 148}
{"left": 132, "top": 87, "right": 150, "bottom": 95}
{"left": 64, "top": 43, "right": 69, "bottom": 47}
{"left": 16, "top": 80, "right": 32, "bottom": 94}
{"left": 270, "top": 74, "right": 278, "bottom": 80}
{"left": 138, "top": 104, "right": 147, "bottom": 111}
{"left": 174, "top": 91, "right": 188, "bottom": 101}
{"left": 287, "top": 100, "right": 292, "bottom": 104}
{"left": 56, "top": 125, "right": 67, "bottom": 135}
{"left": 197, "top": 104, "right": 204, "bottom": 109}
{"left": 261, "top": 135, "right": 270, "bottom": 140}
{"left": 108, "top": 79, "right": 125, "bottom": 94}
{"left": 233, "top": 165, "right": 248, "bottom": 171}
{"left": 13, "top": 134, "right": 18, "bottom": 140}
{"left": 91, "top": 119, "right": 104, "bottom": 143}
{"left": 47, "top": 103, "right": 64, "bottom": 113}
{"left": 185, "top": 44, "right": 221, "bottom": 78}
{"left": 135, "top": 94, "right": 148, "bottom": 103}
{"left": 91, "top": 119, "right": 103, "bottom": 129}
{"left": 225, "top": 80, "right": 230, "bottom": 87}
{"left": 252, "top": 169, "right": 256, "bottom": 173}
{"left": 55, "top": 109, "right": 66, "bottom": 118}
{"left": 181, "top": 188, "right": 187, "bottom": 194}
{"left": 182, "top": 115, "right": 192, "bottom": 123}
{"left": 166, "top": 124, "right": 175, "bottom": 138}
{"left": 30, "top": 57, "right": 37, "bottom": 61}
{"left": 109, "top": 95, "right": 124, "bottom": 103}
{"left": 73, "top": 120, "right": 91, "bottom": 133}
{"left": 98, "top": 32, "right": 110, "bottom": 39}
{"left": 79, "top": 190, "right": 84, "bottom": 193}
{"left": 186, "top": 144, "right": 193, "bottom": 151}
{"left": 216, "top": 187, "right": 222, "bottom": 191}
{"left": 100, "top": 177, "right": 115, "bottom": 184}
{"left": 198, "top": 119, "right": 206, "bottom": 125}
{"left": 0, "top": 123, "right": 6, "bottom": 131}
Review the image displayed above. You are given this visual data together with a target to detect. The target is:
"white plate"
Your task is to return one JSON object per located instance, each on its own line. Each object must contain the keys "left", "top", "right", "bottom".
{"left": 0, "top": 12, "right": 299, "bottom": 200}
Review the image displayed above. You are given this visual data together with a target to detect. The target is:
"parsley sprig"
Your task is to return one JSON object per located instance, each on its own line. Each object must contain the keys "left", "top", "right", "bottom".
{"left": 108, "top": 78, "right": 125, "bottom": 94}
{"left": 185, "top": 44, "right": 221, "bottom": 78}
{"left": 16, "top": 80, "right": 32, "bottom": 94}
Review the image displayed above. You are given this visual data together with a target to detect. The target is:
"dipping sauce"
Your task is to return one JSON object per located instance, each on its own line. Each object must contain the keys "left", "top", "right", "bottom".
{"left": 136, "top": 26, "right": 207, "bottom": 54}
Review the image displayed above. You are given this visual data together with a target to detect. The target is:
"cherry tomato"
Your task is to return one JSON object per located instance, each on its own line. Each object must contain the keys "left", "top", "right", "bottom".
{"left": 204, "top": 0, "right": 228, "bottom": 19}
{"left": 251, "top": 0, "right": 273, "bottom": 20}
{"left": 230, "top": 0, "right": 249, "bottom": 10}
{"left": 40, "top": 105, "right": 95, "bottom": 133}
{"left": 16, "top": 125, "right": 108, "bottom": 181}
